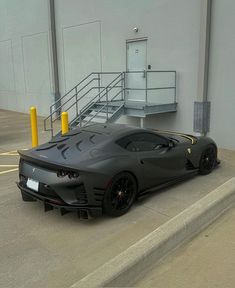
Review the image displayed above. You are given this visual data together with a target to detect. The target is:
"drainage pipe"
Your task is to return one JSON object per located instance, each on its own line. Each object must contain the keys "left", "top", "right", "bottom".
{"left": 194, "top": 0, "right": 212, "bottom": 135}
{"left": 49, "top": 0, "right": 61, "bottom": 115}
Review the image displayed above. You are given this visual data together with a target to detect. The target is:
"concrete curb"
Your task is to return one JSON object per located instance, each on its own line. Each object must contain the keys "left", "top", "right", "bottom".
{"left": 70, "top": 177, "right": 235, "bottom": 288}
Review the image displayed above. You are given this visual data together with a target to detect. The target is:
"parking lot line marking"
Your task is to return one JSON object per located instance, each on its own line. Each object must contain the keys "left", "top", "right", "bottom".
{"left": 0, "top": 168, "right": 18, "bottom": 175}
{"left": 0, "top": 149, "right": 28, "bottom": 156}
{"left": 0, "top": 165, "right": 18, "bottom": 167}
{"left": 0, "top": 153, "right": 18, "bottom": 156}
{"left": 0, "top": 151, "right": 19, "bottom": 156}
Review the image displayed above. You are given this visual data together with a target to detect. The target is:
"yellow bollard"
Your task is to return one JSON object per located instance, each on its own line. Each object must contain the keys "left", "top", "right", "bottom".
{"left": 61, "top": 112, "right": 69, "bottom": 134}
{"left": 30, "top": 106, "right": 38, "bottom": 148}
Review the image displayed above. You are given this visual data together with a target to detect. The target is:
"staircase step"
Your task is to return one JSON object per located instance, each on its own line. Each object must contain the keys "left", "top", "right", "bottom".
{"left": 90, "top": 107, "right": 115, "bottom": 113}
{"left": 95, "top": 101, "right": 124, "bottom": 107}
{"left": 83, "top": 113, "right": 108, "bottom": 119}
{"left": 83, "top": 116, "right": 106, "bottom": 124}
{"left": 82, "top": 120, "right": 99, "bottom": 127}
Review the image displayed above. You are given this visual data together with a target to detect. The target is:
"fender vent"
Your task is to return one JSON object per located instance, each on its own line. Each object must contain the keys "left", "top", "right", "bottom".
{"left": 93, "top": 187, "right": 105, "bottom": 202}
{"left": 186, "top": 159, "right": 195, "bottom": 170}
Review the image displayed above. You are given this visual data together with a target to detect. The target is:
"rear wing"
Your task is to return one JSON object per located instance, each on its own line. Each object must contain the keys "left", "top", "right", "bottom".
{"left": 18, "top": 150, "right": 79, "bottom": 172}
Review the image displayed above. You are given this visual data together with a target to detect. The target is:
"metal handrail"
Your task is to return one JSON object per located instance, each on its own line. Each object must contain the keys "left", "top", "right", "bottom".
{"left": 44, "top": 70, "right": 177, "bottom": 135}
{"left": 44, "top": 75, "right": 96, "bottom": 132}
{"left": 79, "top": 73, "right": 123, "bottom": 115}
{"left": 124, "top": 70, "right": 176, "bottom": 104}
{"left": 68, "top": 74, "right": 124, "bottom": 127}
{"left": 81, "top": 84, "right": 124, "bottom": 127}
{"left": 53, "top": 86, "right": 98, "bottom": 121}
{"left": 125, "top": 70, "right": 176, "bottom": 73}
{"left": 51, "top": 82, "right": 123, "bottom": 122}
{"left": 50, "top": 70, "right": 124, "bottom": 109}
{"left": 44, "top": 76, "right": 98, "bottom": 123}
{"left": 76, "top": 75, "right": 124, "bottom": 127}
{"left": 44, "top": 72, "right": 123, "bottom": 135}
{"left": 126, "top": 87, "right": 176, "bottom": 90}
{"left": 52, "top": 72, "right": 94, "bottom": 107}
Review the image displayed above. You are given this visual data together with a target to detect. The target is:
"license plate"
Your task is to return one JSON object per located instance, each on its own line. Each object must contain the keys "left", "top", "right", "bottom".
{"left": 26, "top": 178, "right": 39, "bottom": 192}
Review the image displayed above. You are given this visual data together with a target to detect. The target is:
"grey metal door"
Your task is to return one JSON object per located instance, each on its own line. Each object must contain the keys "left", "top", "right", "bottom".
{"left": 126, "top": 39, "right": 147, "bottom": 102}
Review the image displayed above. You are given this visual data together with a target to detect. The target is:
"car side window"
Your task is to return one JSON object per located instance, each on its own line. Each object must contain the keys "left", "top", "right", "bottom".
{"left": 129, "top": 133, "right": 168, "bottom": 152}
{"left": 116, "top": 136, "right": 136, "bottom": 152}
{"left": 117, "top": 133, "right": 168, "bottom": 152}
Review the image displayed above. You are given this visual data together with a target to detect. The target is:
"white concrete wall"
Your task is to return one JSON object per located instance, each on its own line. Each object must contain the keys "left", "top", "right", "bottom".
{"left": 0, "top": 0, "right": 53, "bottom": 116}
{"left": 207, "top": 0, "right": 235, "bottom": 149}
{"left": 0, "top": 0, "right": 234, "bottom": 149}
{"left": 55, "top": 0, "right": 201, "bottom": 133}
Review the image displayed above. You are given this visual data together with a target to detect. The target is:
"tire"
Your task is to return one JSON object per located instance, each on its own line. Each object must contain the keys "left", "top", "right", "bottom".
{"left": 199, "top": 145, "right": 216, "bottom": 175}
{"left": 103, "top": 172, "right": 137, "bottom": 217}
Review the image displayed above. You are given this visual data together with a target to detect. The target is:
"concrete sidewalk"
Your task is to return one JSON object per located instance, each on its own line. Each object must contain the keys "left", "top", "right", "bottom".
{"left": 135, "top": 206, "right": 235, "bottom": 288}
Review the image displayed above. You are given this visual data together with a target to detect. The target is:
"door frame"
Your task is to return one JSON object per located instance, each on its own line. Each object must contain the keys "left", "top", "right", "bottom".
{"left": 125, "top": 37, "right": 148, "bottom": 102}
{"left": 126, "top": 37, "right": 148, "bottom": 72}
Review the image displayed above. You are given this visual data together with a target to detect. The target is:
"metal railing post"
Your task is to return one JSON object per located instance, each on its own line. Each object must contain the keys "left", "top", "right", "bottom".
{"left": 79, "top": 110, "right": 82, "bottom": 127}
{"left": 122, "top": 72, "right": 124, "bottom": 101}
{"left": 106, "top": 88, "right": 109, "bottom": 120}
{"left": 123, "top": 72, "right": 126, "bottom": 101}
{"left": 50, "top": 106, "right": 53, "bottom": 137}
{"left": 98, "top": 73, "right": 101, "bottom": 97}
{"left": 145, "top": 71, "right": 148, "bottom": 104}
{"left": 75, "top": 86, "right": 78, "bottom": 117}
{"left": 174, "top": 72, "right": 177, "bottom": 103}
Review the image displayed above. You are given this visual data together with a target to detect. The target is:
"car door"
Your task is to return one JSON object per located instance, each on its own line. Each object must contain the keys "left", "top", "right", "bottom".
{"left": 130, "top": 133, "right": 187, "bottom": 189}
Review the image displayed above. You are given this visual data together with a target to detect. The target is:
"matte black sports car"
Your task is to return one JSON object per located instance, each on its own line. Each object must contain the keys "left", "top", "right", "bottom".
{"left": 17, "top": 124, "right": 219, "bottom": 219}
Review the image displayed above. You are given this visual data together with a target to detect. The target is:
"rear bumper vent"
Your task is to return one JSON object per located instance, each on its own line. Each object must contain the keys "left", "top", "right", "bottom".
{"left": 74, "top": 184, "right": 88, "bottom": 204}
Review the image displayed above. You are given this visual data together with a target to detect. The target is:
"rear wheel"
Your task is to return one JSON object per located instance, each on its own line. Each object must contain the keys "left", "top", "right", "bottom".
{"left": 199, "top": 145, "right": 216, "bottom": 175}
{"left": 103, "top": 172, "right": 137, "bottom": 217}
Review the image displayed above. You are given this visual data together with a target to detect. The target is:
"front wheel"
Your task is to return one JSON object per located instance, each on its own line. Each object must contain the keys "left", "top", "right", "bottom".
{"left": 199, "top": 145, "right": 216, "bottom": 175}
{"left": 103, "top": 172, "right": 137, "bottom": 217}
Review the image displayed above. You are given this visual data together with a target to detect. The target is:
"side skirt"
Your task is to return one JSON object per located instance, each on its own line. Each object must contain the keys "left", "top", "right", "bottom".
{"left": 137, "top": 171, "right": 198, "bottom": 199}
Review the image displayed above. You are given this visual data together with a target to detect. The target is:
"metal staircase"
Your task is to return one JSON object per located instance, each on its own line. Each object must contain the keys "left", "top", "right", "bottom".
{"left": 69, "top": 73, "right": 125, "bottom": 129}
{"left": 44, "top": 71, "right": 177, "bottom": 136}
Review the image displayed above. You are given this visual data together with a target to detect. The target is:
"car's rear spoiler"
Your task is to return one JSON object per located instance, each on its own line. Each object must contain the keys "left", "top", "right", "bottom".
{"left": 18, "top": 150, "right": 79, "bottom": 172}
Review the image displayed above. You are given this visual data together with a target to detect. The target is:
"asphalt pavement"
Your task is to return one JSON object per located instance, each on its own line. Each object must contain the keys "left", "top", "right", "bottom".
{"left": 0, "top": 109, "right": 234, "bottom": 288}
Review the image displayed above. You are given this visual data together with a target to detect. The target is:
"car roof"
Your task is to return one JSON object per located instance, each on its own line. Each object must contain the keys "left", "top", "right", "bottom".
{"left": 30, "top": 124, "right": 171, "bottom": 164}
{"left": 79, "top": 123, "right": 144, "bottom": 139}
{"left": 46, "top": 124, "right": 145, "bottom": 153}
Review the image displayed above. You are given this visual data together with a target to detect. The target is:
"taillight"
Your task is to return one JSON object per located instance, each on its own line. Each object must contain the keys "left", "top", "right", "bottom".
{"left": 68, "top": 172, "right": 79, "bottom": 179}
{"left": 57, "top": 170, "right": 67, "bottom": 178}
{"left": 57, "top": 170, "right": 79, "bottom": 179}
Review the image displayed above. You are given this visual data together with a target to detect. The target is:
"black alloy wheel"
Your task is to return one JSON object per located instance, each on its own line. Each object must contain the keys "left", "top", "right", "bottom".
{"left": 199, "top": 145, "right": 216, "bottom": 175}
{"left": 103, "top": 172, "right": 137, "bottom": 217}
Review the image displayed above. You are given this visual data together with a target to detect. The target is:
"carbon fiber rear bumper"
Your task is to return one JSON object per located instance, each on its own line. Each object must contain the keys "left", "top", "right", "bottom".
{"left": 17, "top": 182, "right": 102, "bottom": 219}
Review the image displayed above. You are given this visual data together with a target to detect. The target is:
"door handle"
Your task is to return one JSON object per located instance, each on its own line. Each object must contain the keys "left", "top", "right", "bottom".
{"left": 143, "top": 70, "right": 146, "bottom": 78}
